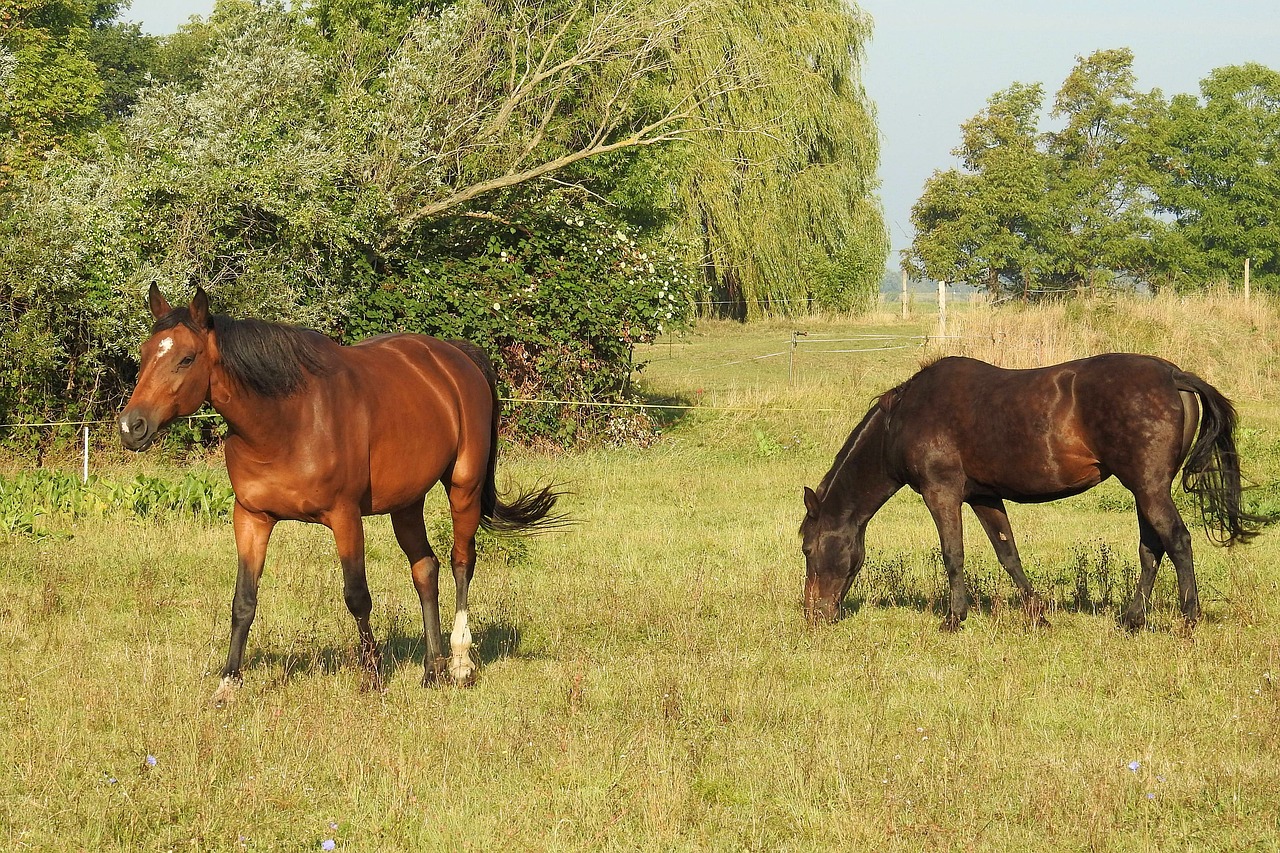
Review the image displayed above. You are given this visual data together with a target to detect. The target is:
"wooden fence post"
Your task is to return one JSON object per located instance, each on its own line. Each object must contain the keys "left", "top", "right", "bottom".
{"left": 938, "top": 280, "right": 947, "bottom": 338}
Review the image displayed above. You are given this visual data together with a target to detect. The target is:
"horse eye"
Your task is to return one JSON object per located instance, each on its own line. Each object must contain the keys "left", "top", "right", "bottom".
{"left": 179, "top": 355, "right": 196, "bottom": 367}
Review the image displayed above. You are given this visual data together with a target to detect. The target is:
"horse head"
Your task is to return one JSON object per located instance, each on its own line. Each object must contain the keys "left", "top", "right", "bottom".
{"left": 800, "top": 485, "right": 865, "bottom": 624}
{"left": 119, "top": 284, "right": 216, "bottom": 451}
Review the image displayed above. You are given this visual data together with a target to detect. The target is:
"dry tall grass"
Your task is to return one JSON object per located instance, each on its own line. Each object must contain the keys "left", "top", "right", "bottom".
{"left": 938, "top": 290, "right": 1280, "bottom": 399}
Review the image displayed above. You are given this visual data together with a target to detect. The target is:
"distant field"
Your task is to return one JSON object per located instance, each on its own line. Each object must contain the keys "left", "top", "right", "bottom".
{"left": 4, "top": 296, "right": 1280, "bottom": 850}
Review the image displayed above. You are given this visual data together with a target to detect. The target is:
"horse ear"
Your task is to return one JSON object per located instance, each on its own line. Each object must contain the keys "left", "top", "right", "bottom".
{"left": 148, "top": 282, "right": 172, "bottom": 320}
{"left": 803, "top": 486, "right": 820, "bottom": 519}
{"left": 189, "top": 286, "right": 211, "bottom": 329}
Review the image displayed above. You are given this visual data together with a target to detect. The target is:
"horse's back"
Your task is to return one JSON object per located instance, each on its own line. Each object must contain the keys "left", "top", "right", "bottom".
{"left": 336, "top": 334, "right": 496, "bottom": 512}
{"left": 887, "top": 354, "right": 1188, "bottom": 500}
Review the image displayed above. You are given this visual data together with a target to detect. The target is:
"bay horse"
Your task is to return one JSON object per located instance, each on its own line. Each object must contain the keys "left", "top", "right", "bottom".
{"left": 120, "top": 285, "right": 561, "bottom": 700}
{"left": 801, "top": 354, "right": 1259, "bottom": 631}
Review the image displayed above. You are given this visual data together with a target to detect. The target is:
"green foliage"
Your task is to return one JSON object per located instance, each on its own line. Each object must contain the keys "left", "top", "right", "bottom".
{"left": 0, "top": 0, "right": 885, "bottom": 446}
{"left": 340, "top": 196, "right": 696, "bottom": 441}
{"left": 670, "top": 0, "right": 887, "bottom": 317}
{"left": 1150, "top": 63, "right": 1280, "bottom": 291}
{"left": 909, "top": 82, "right": 1055, "bottom": 296}
{"left": 908, "top": 50, "right": 1280, "bottom": 298}
{"left": 0, "top": 467, "right": 234, "bottom": 537}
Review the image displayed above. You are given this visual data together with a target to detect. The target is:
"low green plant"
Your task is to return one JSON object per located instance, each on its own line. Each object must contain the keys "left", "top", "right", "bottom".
{"left": 0, "top": 468, "right": 234, "bottom": 537}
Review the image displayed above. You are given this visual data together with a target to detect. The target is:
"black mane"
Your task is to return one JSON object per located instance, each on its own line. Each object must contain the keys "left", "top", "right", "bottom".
{"left": 152, "top": 309, "right": 336, "bottom": 398}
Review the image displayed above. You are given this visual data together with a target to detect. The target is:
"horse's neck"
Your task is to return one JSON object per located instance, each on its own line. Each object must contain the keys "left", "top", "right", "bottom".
{"left": 207, "top": 367, "right": 302, "bottom": 452}
{"left": 824, "top": 408, "right": 900, "bottom": 524}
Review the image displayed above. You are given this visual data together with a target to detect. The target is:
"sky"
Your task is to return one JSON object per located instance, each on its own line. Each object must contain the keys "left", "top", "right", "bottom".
{"left": 124, "top": 0, "right": 1280, "bottom": 267}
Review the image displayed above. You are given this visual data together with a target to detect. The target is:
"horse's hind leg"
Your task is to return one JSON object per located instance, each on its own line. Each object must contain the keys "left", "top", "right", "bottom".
{"left": 969, "top": 498, "right": 1049, "bottom": 627}
{"left": 445, "top": 481, "right": 483, "bottom": 687}
{"left": 1119, "top": 513, "right": 1163, "bottom": 631}
{"left": 329, "top": 510, "right": 383, "bottom": 690}
{"left": 1122, "top": 494, "right": 1197, "bottom": 630}
{"left": 391, "top": 501, "right": 447, "bottom": 686}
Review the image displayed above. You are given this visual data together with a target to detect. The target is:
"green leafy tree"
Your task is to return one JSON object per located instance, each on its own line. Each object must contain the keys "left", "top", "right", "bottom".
{"left": 1043, "top": 48, "right": 1165, "bottom": 291}
{"left": 0, "top": 0, "right": 705, "bottom": 438}
{"left": 907, "top": 83, "right": 1054, "bottom": 297}
{"left": 1150, "top": 63, "right": 1280, "bottom": 291}
{"left": 909, "top": 50, "right": 1171, "bottom": 297}
{"left": 0, "top": 0, "right": 109, "bottom": 179}
{"left": 670, "top": 0, "right": 886, "bottom": 317}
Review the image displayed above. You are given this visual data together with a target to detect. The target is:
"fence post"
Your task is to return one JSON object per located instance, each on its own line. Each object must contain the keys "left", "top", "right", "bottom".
{"left": 1245, "top": 257, "right": 1251, "bottom": 301}
{"left": 901, "top": 269, "right": 909, "bottom": 319}
{"left": 937, "top": 280, "right": 948, "bottom": 338}
{"left": 789, "top": 330, "right": 807, "bottom": 385}
{"left": 82, "top": 425, "right": 89, "bottom": 484}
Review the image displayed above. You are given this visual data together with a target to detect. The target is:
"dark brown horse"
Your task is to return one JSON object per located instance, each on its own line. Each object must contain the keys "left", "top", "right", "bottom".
{"left": 801, "top": 354, "right": 1259, "bottom": 631}
{"left": 120, "top": 285, "right": 560, "bottom": 700}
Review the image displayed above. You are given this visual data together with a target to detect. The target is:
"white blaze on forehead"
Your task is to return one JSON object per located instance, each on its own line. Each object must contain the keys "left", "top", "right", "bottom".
{"left": 156, "top": 336, "right": 174, "bottom": 357}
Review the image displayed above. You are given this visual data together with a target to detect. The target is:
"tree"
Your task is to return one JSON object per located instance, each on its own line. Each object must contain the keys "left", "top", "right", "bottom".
{"left": 1150, "top": 63, "right": 1280, "bottom": 291}
{"left": 1043, "top": 48, "right": 1165, "bottom": 291}
{"left": 907, "top": 83, "right": 1054, "bottom": 297}
{"left": 670, "top": 0, "right": 886, "bottom": 317}
{"left": 0, "top": 0, "right": 108, "bottom": 180}
{"left": 908, "top": 50, "right": 1171, "bottom": 298}
{"left": 0, "top": 0, "right": 705, "bottom": 436}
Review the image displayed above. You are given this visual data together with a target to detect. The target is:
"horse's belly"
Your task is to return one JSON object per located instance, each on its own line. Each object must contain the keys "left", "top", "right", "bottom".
{"left": 973, "top": 459, "right": 1108, "bottom": 503}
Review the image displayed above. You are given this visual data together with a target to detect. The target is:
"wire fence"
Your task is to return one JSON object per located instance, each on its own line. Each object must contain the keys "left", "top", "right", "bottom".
{"left": 0, "top": 329, "right": 977, "bottom": 480}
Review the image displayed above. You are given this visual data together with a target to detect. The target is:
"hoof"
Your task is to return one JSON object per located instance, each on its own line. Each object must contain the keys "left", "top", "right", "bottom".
{"left": 448, "top": 649, "right": 479, "bottom": 688}
{"left": 421, "top": 656, "right": 450, "bottom": 688}
{"left": 938, "top": 615, "right": 963, "bottom": 633}
{"left": 1023, "top": 598, "right": 1051, "bottom": 629}
{"left": 210, "top": 675, "right": 242, "bottom": 707}
{"left": 359, "top": 667, "right": 386, "bottom": 694}
{"left": 358, "top": 648, "right": 384, "bottom": 693}
{"left": 1118, "top": 609, "right": 1146, "bottom": 633}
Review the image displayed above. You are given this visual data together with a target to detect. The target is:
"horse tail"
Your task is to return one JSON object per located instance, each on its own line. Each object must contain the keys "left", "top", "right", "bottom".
{"left": 448, "top": 339, "right": 565, "bottom": 534}
{"left": 1176, "top": 370, "right": 1262, "bottom": 546}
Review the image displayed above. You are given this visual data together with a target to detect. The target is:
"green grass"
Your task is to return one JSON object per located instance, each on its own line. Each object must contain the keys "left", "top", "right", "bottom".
{"left": 4, "top": 304, "right": 1280, "bottom": 850}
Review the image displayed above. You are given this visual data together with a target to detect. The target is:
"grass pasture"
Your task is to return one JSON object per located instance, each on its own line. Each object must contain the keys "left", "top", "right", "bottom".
{"left": 4, "top": 296, "right": 1280, "bottom": 850}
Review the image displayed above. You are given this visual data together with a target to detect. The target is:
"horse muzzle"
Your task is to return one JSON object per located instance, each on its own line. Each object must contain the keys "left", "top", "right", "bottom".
{"left": 804, "top": 576, "right": 840, "bottom": 625}
{"left": 118, "top": 410, "right": 158, "bottom": 452}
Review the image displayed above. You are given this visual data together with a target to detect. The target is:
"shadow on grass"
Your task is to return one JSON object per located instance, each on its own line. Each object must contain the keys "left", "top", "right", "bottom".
{"left": 837, "top": 587, "right": 1210, "bottom": 632}
{"left": 634, "top": 390, "right": 694, "bottom": 432}
{"left": 244, "top": 617, "right": 534, "bottom": 687}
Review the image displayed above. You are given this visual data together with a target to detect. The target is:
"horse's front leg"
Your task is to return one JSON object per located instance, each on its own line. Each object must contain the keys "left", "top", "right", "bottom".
{"left": 329, "top": 509, "right": 383, "bottom": 691}
{"left": 391, "top": 502, "right": 447, "bottom": 686}
{"left": 213, "top": 503, "right": 276, "bottom": 705}
{"left": 924, "top": 491, "right": 969, "bottom": 631}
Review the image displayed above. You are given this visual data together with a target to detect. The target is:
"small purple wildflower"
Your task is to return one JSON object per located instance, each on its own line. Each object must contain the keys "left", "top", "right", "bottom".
{"left": 321, "top": 840, "right": 336, "bottom": 851}
{"left": 145, "top": 755, "right": 157, "bottom": 767}
{"left": 1127, "top": 761, "right": 1141, "bottom": 772}
{"left": 1146, "top": 792, "right": 1156, "bottom": 800}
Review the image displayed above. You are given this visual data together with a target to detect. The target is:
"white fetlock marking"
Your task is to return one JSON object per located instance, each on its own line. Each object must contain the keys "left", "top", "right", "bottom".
{"left": 210, "top": 676, "right": 239, "bottom": 704}
{"left": 448, "top": 610, "right": 474, "bottom": 684}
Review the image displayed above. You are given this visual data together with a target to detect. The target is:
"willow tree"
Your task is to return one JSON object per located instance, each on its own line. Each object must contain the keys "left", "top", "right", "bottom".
{"left": 670, "top": 0, "right": 887, "bottom": 317}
